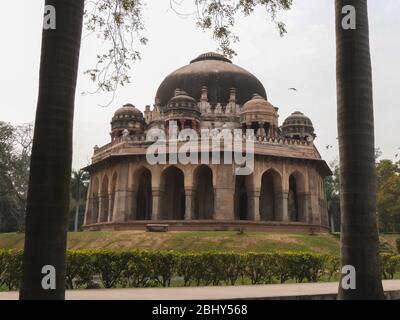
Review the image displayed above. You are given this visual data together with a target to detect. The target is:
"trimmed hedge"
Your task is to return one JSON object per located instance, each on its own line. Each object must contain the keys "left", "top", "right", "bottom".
{"left": 1, "top": 249, "right": 400, "bottom": 290}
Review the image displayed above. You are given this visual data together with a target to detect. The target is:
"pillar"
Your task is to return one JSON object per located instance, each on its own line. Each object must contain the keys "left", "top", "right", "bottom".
{"left": 185, "top": 188, "right": 194, "bottom": 220}
{"left": 275, "top": 191, "right": 289, "bottom": 222}
{"left": 84, "top": 197, "right": 93, "bottom": 225}
{"left": 298, "top": 192, "right": 311, "bottom": 223}
{"left": 248, "top": 190, "right": 260, "bottom": 221}
{"left": 107, "top": 194, "right": 113, "bottom": 222}
{"left": 151, "top": 188, "right": 161, "bottom": 220}
{"left": 97, "top": 196, "right": 104, "bottom": 223}
{"left": 214, "top": 187, "right": 235, "bottom": 220}
{"left": 113, "top": 161, "right": 130, "bottom": 223}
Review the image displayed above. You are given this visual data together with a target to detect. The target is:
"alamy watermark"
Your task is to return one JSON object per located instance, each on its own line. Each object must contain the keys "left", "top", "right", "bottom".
{"left": 43, "top": 5, "right": 56, "bottom": 30}
{"left": 145, "top": 123, "right": 254, "bottom": 175}
{"left": 341, "top": 265, "right": 356, "bottom": 290}
{"left": 341, "top": 5, "right": 356, "bottom": 30}
{"left": 41, "top": 265, "right": 56, "bottom": 290}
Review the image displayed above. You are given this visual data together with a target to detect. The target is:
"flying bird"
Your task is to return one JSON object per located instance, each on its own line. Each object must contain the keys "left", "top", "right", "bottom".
{"left": 288, "top": 88, "right": 297, "bottom": 91}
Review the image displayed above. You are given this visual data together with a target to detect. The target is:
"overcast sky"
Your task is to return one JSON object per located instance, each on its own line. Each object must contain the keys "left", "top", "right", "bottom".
{"left": 1, "top": 1, "right": 399, "bottom": 169}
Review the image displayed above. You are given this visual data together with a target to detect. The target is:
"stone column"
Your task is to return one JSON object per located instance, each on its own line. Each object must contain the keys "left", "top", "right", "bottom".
{"left": 248, "top": 191, "right": 260, "bottom": 221}
{"left": 275, "top": 191, "right": 289, "bottom": 222}
{"left": 92, "top": 197, "right": 99, "bottom": 224}
{"left": 298, "top": 192, "right": 311, "bottom": 223}
{"left": 184, "top": 188, "right": 194, "bottom": 220}
{"left": 97, "top": 196, "right": 104, "bottom": 223}
{"left": 107, "top": 194, "right": 113, "bottom": 222}
{"left": 214, "top": 187, "right": 235, "bottom": 220}
{"left": 151, "top": 188, "right": 161, "bottom": 220}
{"left": 113, "top": 161, "right": 130, "bottom": 223}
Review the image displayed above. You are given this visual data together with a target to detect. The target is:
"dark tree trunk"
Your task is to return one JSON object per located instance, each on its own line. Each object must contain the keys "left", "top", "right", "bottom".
{"left": 20, "top": 0, "right": 84, "bottom": 299}
{"left": 335, "top": 0, "right": 385, "bottom": 299}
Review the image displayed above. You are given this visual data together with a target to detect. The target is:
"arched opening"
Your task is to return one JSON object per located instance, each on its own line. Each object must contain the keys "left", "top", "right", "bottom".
{"left": 160, "top": 166, "right": 185, "bottom": 220}
{"left": 100, "top": 175, "right": 109, "bottom": 222}
{"left": 193, "top": 165, "right": 214, "bottom": 220}
{"left": 260, "top": 169, "right": 282, "bottom": 221}
{"left": 90, "top": 177, "right": 100, "bottom": 223}
{"left": 234, "top": 176, "right": 249, "bottom": 220}
{"left": 136, "top": 168, "right": 152, "bottom": 220}
{"left": 109, "top": 173, "right": 117, "bottom": 222}
{"left": 288, "top": 171, "right": 305, "bottom": 222}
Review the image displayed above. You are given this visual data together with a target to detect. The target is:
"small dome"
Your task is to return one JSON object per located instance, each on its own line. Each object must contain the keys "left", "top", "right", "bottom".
{"left": 113, "top": 103, "right": 143, "bottom": 119}
{"left": 241, "top": 94, "right": 276, "bottom": 114}
{"left": 240, "top": 94, "right": 278, "bottom": 126}
{"left": 111, "top": 103, "right": 145, "bottom": 139}
{"left": 167, "top": 89, "right": 199, "bottom": 112}
{"left": 282, "top": 111, "right": 314, "bottom": 127}
{"left": 282, "top": 111, "right": 315, "bottom": 141}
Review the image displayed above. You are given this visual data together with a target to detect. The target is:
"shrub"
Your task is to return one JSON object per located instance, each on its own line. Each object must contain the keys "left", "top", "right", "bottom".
{"left": 381, "top": 253, "right": 398, "bottom": 280}
{"left": 242, "top": 252, "right": 276, "bottom": 284}
{"left": 66, "top": 250, "right": 97, "bottom": 289}
{"left": 325, "top": 255, "right": 340, "bottom": 281}
{"left": 147, "top": 251, "right": 179, "bottom": 287}
{"left": 91, "top": 250, "right": 130, "bottom": 288}
{"left": 396, "top": 238, "right": 400, "bottom": 254}
{"left": 219, "top": 252, "right": 245, "bottom": 285}
{"left": 178, "top": 252, "right": 202, "bottom": 286}
{"left": 122, "top": 250, "right": 151, "bottom": 288}
{"left": 1, "top": 248, "right": 397, "bottom": 291}
{"left": 0, "top": 249, "right": 22, "bottom": 290}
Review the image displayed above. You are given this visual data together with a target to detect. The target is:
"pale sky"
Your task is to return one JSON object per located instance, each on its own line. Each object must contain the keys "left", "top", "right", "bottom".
{"left": 0, "top": 1, "right": 399, "bottom": 170}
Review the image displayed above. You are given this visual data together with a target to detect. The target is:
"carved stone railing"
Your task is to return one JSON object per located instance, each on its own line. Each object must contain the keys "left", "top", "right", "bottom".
{"left": 93, "top": 133, "right": 313, "bottom": 157}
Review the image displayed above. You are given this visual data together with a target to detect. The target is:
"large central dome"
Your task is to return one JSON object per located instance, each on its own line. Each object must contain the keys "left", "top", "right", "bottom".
{"left": 156, "top": 52, "right": 267, "bottom": 106}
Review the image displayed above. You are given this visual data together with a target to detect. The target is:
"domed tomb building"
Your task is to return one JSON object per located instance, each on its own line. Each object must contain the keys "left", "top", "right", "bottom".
{"left": 83, "top": 53, "right": 331, "bottom": 232}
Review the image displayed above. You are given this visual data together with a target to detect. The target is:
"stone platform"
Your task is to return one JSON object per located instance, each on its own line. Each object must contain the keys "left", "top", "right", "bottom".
{"left": 83, "top": 220, "right": 330, "bottom": 233}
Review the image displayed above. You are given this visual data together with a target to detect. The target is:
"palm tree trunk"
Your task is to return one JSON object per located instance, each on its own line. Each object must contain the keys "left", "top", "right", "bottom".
{"left": 20, "top": 0, "right": 84, "bottom": 299}
{"left": 335, "top": 0, "right": 384, "bottom": 299}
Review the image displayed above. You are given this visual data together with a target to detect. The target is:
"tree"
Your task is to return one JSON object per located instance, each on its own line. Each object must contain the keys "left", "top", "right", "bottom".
{"left": 0, "top": 122, "right": 33, "bottom": 232}
{"left": 19, "top": 0, "right": 85, "bottom": 299}
{"left": 69, "top": 170, "right": 89, "bottom": 232}
{"left": 325, "top": 161, "right": 341, "bottom": 232}
{"left": 376, "top": 160, "right": 400, "bottom": 233}
{"left": 21, "top": 0, "right": 292, "bottom": 299}
{"left": 335, "top": 0, "right": 384, "bottom": 299}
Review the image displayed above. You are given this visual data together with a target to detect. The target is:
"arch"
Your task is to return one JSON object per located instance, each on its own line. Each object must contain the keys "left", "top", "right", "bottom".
{"left": 234, "top": 175, "right": 252, "bottom": 220}
{"left": 136, "top": 167, "right": 152, "bottom": 220}
{"left": 193, "top": 165, "right": 214, "bottom": 220}
{"left": 160, "top": 166, "right": 185, "bottom": 220}
{"left": 288, "top": 170, "right": 306, "bottom": 222}
{"left": 109, "top": 172, "right": 117, "bottom": 222}
{"left": 131, "top": 164, "right": 153, "bottom": 191}
{"left": 260, "top": 168, "right": 282, "bottom": 221}
{"left": 288, "top": 170, "right": 306, "bottom": 193}
{"left": 99, "top": 175, "right": 109, "bottom": 222}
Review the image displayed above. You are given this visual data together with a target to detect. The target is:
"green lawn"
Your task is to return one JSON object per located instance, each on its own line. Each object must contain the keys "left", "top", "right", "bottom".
{"left": 0, "top": 230, "right": 397, "bottom": 255}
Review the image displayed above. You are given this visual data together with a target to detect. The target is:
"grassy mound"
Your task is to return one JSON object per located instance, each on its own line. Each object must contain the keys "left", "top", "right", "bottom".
{"left": 0, "top": 231, "right": 397, "bottom": 255}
